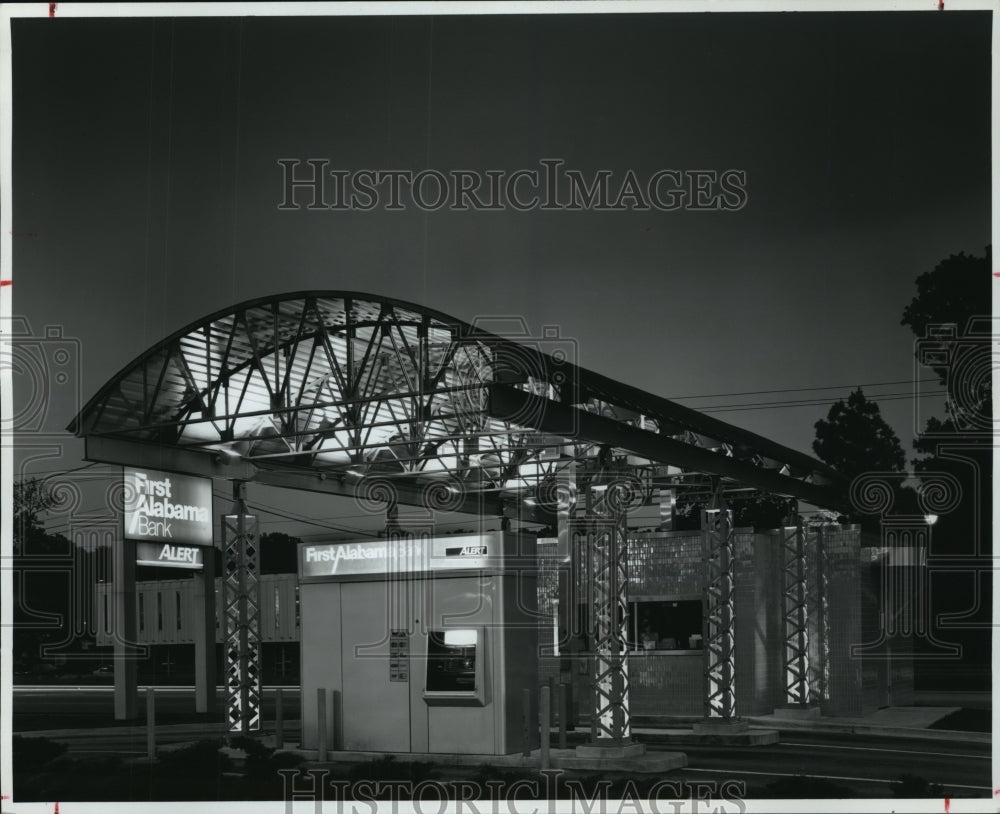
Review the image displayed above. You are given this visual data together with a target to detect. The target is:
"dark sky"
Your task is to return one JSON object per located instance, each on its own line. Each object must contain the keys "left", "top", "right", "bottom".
{"left": 9, "top": 10, "right": 993, "bottom": 530}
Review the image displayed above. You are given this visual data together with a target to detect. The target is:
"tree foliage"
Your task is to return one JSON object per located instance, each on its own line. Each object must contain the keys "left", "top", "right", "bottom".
{"left": 899, "top": 248, "right": 991, "bottom": 659}
{"left": 13, "top": 477, "right": 58, "bottom": 555}
{"left": 812, "top": 389, "right": 906, "bottom": 479}
{"left": 673, "top": 490, "right": 794, "bottom": 531}
{"left": 900, "top": 247, "right": 991, "bottom": 561}
{"left": 902, "top": 248, "right": 992, "bottom": 434}
{"left": 900, "top": 249, "right": 990, "bottom": 357}
{"left": 260, "top": 532, "right": 304, "bottom": 574}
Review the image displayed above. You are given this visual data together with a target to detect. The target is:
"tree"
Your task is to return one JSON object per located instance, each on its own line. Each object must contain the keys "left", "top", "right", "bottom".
{"left": 900, "top": 247, "right": 992, "bottom": 668}
{"left": 901, "top": 250, "right": 989, "bottom": 340}
{"left": 13, "top": 477, "right": 56, "bottom": 554}
{"left": 672, "top": 489, "right": 794, "bottom": 531}
{"left": 901, "top": 248, "right": 992, "bottom": 433}
{"left": 260, "top": 532, "right": 304, "bottom": 574}
{"left": 812, "top": 389, "right": 906, "bottom": 479}
{"left": 728, "top": 492, "right": 796, "bottom": 530}
{"left": 900, "top": 246, "right": 991, "bottom": 555}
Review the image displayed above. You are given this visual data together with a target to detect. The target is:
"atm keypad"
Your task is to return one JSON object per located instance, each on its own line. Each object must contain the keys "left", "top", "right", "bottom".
{"left": 389, "top": 630, "right": 409, "bottom": 682}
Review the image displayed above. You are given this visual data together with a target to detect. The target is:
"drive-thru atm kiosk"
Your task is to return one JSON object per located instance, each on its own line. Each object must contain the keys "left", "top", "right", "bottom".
{"left": 298, "top": 531, "right": 539, "bottom": 755}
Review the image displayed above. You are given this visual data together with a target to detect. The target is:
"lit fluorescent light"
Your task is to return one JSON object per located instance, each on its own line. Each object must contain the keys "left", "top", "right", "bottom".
{"left": 443, "top": 629, "right": 477, "bottom": 647}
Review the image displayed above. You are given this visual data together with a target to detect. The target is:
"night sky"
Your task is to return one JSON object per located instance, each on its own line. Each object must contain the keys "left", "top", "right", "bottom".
{"left": 9, "top": 9, "right": 993, "bottom": 533}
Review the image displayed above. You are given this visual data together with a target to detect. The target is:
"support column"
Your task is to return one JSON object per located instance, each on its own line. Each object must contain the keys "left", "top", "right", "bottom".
{"left": 806, "top": 526, "right": 830, "bottom": 705}
{"left": 222, "top": 480, "right": 261, "bottom": 735}
{"left": 822, "top": 525, "right": 864, "bottom": 717}
{"left": 557, "top": 459, "right": 576, "bottom": 646}
{"left": 193, "top": 543, "right": 217, "bottom": 714}
{"left": 780, "top": 520, "right": 811, "bottom": 707}
{"left": 699, "top": 489, "right": 741, "bottom": 729}
{"left": 582, "top": 450, "right": 635, "bottom": 750}
{"left": 112, "top": 532, "right": 138, "bottom": 720}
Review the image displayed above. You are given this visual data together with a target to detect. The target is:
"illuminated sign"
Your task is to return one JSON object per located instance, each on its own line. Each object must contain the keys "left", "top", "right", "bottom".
{"left": 123, "top": 467, "right": 213, "bottom": 545}
{"left": 136, "top": 541, "right": 206, "bottom": 570}
{"left": 300, "top": 534, "right": 501, "bottom": 579}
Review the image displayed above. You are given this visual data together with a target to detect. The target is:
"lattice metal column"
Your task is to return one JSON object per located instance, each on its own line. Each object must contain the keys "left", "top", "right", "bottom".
{"left": 781, "top": 521, "right": 811, "bottom": 705}
{"left": 585, "top": 466, "right": 633, "bottom": 744}
{"left": 807, "top": 526, "right": 830, "bottom": 704}
{"left": 701, "top": 498, "right": 736, "bottom": 720}
{"left": 222, "top": 480, "right": 261, "bottom": 735}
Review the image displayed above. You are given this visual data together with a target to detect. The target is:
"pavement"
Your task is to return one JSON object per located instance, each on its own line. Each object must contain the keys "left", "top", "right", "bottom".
{"left": 17, "top": 705, "right": 989, "bottom": 748}
{"left": 745, "top": 705, "right": 991, "bottom": 744}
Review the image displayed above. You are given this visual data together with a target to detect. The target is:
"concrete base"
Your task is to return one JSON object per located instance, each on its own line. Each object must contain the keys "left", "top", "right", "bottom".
{"left": 682, "top": 718, "right": 777, "bottom": 745}
{"left": 575, "top": 741, "right": 646, "bottom": 759}
{"left": 692, "top": 718, "right": 749, "bottom": 735}
{"left": 555, "top": 747, "right": 687, "bottom": 773}
{"left": 647, "top": 728, "right": 779, "bottom": 746}
{"left": 772, "top": 705, "right": 822, "bottom": 720}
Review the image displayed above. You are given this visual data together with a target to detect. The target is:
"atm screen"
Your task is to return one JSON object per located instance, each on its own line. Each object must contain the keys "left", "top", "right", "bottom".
{"left": 426, "top": 629, "right": 478, "bottom": 692}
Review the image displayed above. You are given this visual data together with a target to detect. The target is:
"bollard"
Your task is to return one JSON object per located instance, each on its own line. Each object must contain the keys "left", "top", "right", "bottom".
{"left": 549, "top": 676, "right": 559, "bottom": 726}
{"left": 539, "top": 685, "right": 551, "bottom": 770}
{"left": 522, "top": 688, "right": 531, "bottom": 757}
{"left": 275, "top": 687, "right": 284, "bottom": 749}
{"left": 146, "top": 687, "right": 156, "bottom": 760}
{"left": 317, "top": 688, "right": 327, "bottom": 762}
{"left": 558, "top": 683, "right": 568, "bottom": 750}
{"left": 331, "top": 689, "right": 342, "bottom": 751}
{"left": 590, "top": 681, "right": 597, "bottom": 742}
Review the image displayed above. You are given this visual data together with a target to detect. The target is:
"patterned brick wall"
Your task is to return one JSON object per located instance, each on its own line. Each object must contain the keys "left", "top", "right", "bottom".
{"left": 541, "top": 524, "right": 866, "bottom": 719}
{"left": 626, "top": 531, "right": 704, "bottom": 596}
{"left": 629, "top": 654, "right": 704, "bottom": 717}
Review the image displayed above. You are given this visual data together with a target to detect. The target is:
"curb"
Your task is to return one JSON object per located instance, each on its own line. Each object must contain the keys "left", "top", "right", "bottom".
{"left": 743, "top": 717, "right": 991, "bottom": 744}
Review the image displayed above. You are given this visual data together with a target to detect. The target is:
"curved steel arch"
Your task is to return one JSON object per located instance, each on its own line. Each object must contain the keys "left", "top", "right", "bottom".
{"left": 68, "top": 290, "right": 850, "bottom": 513}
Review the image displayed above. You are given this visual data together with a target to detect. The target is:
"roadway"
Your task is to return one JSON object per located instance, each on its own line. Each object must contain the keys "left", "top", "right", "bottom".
{"left": 656, "top": 734, "right": 991, "bottom": 797}
{"left": 13, "top": 686, "right": 992, "bottom": 799}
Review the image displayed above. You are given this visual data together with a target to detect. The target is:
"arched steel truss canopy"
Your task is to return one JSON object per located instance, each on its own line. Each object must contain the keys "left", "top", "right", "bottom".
{"left": 68, "top": 292, "right": 851, "bottom": 520}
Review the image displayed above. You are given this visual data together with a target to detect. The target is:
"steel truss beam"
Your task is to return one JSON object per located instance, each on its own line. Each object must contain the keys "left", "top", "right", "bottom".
{"left": 70, "top": 293, "right": 849, "bottom": 516}
{"left": 222, "top": 482, "right": 261, "bottom": 735}
{"left": 702, "top": 501, "right": 736, "bottom": 720}
{"left": 81, "top": 435, "right": 558, "bottom": 527}
{"left": 489, "top": 385, "right": 851, "bottom": 511}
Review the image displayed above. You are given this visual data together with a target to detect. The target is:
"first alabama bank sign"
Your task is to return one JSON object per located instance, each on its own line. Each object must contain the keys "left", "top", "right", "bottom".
{"left": 123, "top": 467, "right": 213, "bottom": 558}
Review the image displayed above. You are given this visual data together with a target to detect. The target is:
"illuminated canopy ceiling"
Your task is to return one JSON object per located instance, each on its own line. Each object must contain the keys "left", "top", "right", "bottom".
{"left": 69, "top": 292, "right": 851, "bottom": 520}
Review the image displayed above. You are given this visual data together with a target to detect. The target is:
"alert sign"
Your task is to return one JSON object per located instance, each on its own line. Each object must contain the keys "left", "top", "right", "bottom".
{"left": 136, "top": 541, "right": 206, "bottom": 570}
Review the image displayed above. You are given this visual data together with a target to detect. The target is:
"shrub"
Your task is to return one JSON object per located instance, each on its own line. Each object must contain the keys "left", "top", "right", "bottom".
{"left": 158, "top": 739, "right": 232, "bottom": 774}
{"left": 762, "top": 775, "right": 856, "bottom": 798}
{"left": 12, "top": 735, "right": 68, "bottom": 773}
{"left": 892, "top": 773, "right": 945, "bottom": 797}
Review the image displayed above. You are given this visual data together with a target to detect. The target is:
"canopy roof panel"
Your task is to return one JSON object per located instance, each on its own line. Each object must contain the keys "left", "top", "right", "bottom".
{"left": 69, "top": 291, "right": 850, "bottom": 513}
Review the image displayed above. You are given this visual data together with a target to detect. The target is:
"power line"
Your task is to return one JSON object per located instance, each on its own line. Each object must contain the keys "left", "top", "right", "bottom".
{"left": 698, "top": 390, "right": 947, "bottom": 413}
{"left": 17, "top": 462, "right": 103, "bottom": 480}
{"left": 668, "top": 378, "right": 940, "bottom": 401}
{"left": 212, "top": 489, "right": 378, "bottom": 538}
{"left": 698, "top": 390, "right": 948, "bottom": 413}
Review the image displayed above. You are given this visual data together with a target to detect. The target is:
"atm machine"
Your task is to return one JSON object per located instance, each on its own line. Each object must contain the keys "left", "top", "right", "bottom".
{"left": 298, "top": 531, "right": 539, "bottom": 755}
